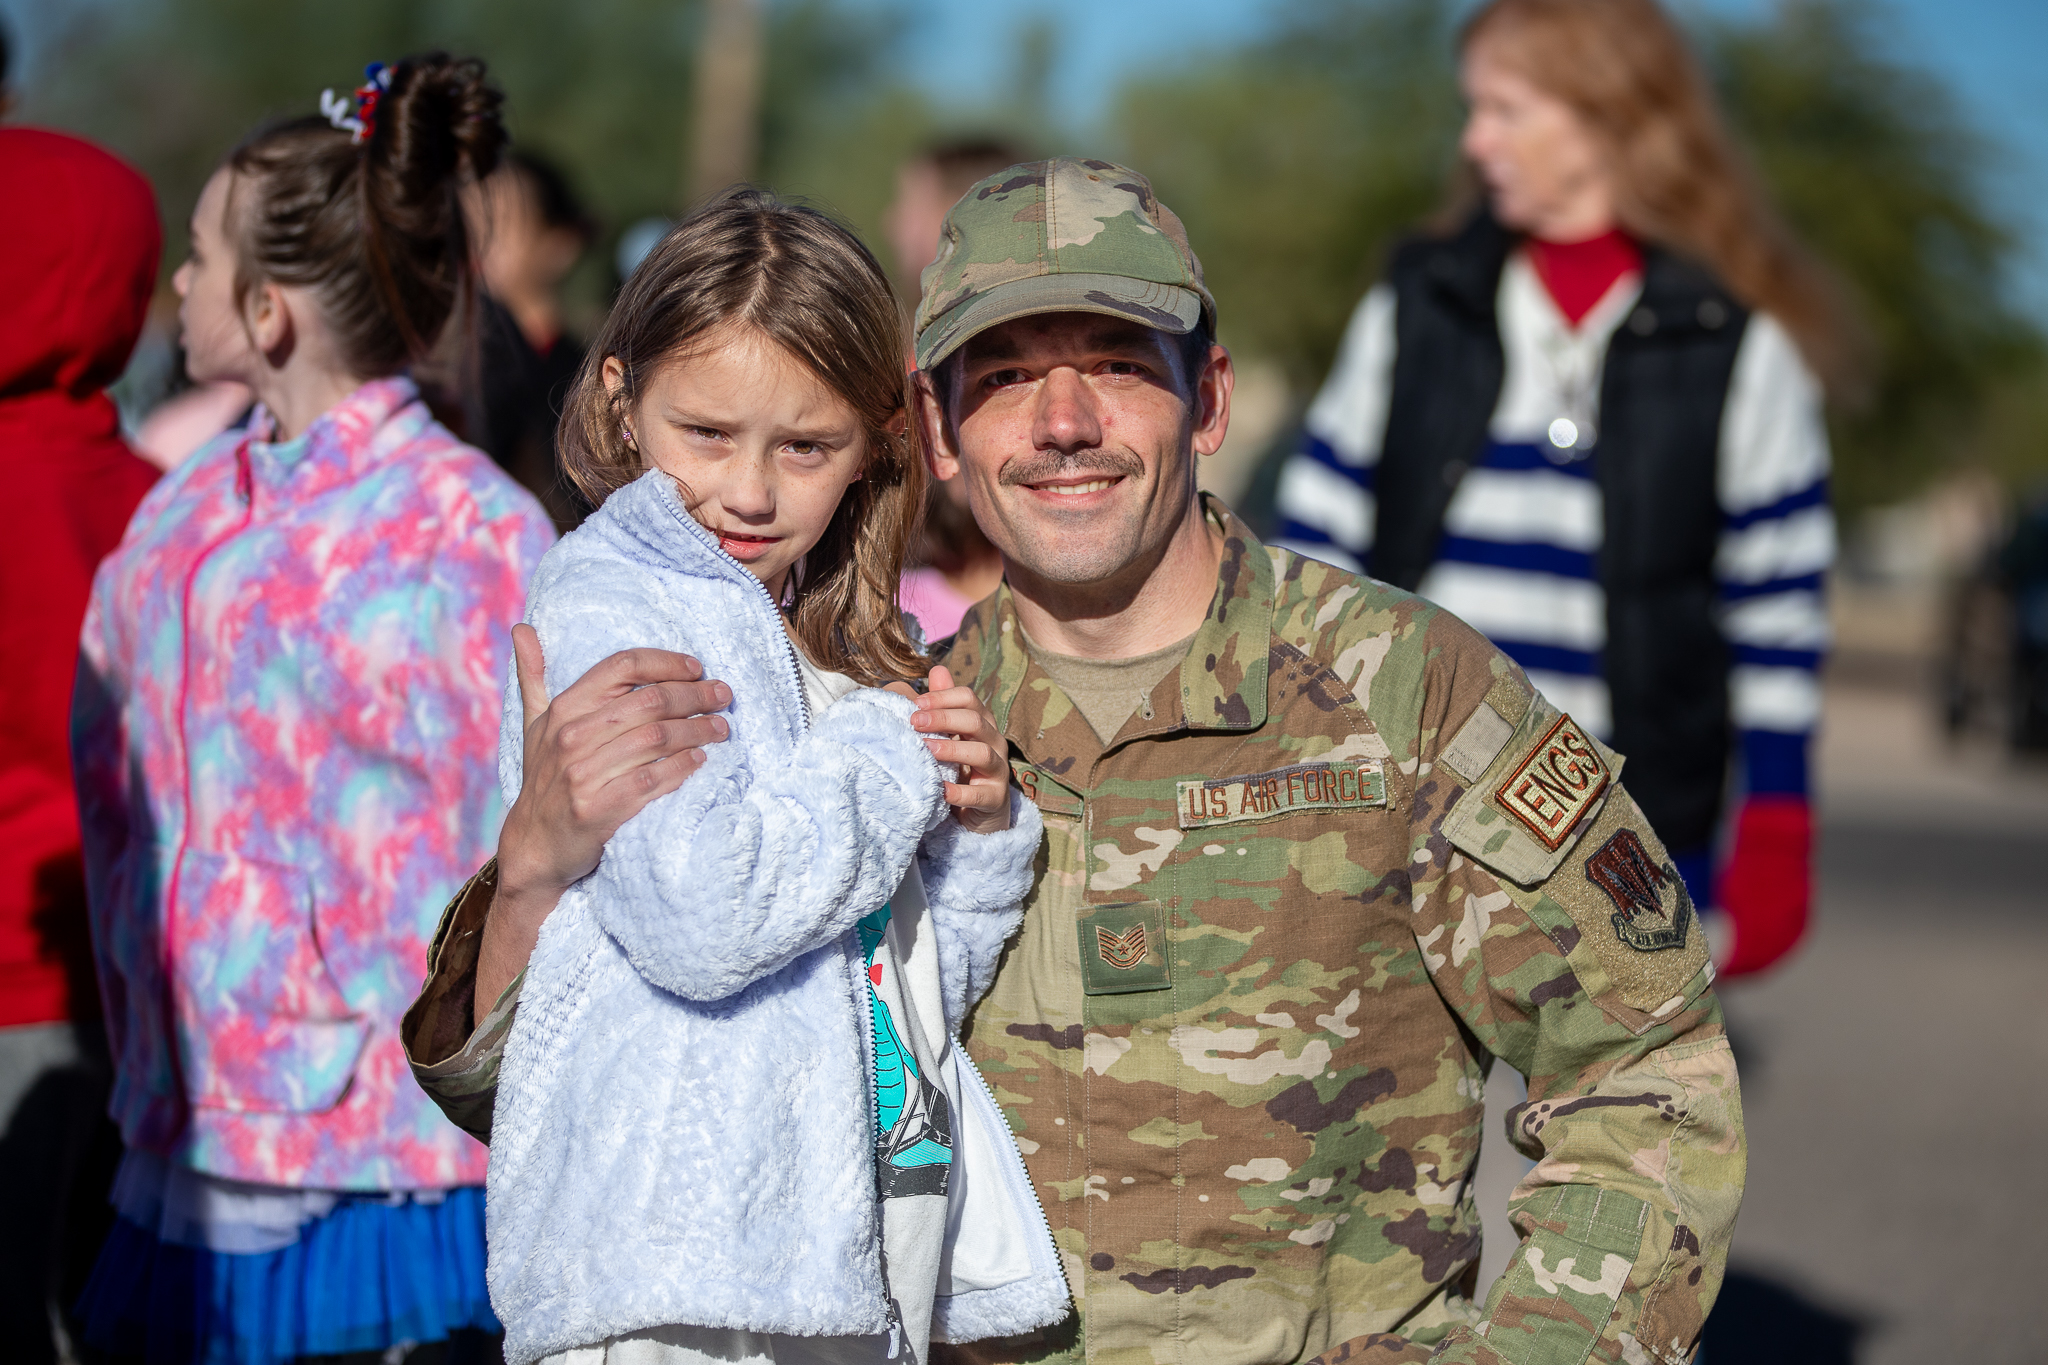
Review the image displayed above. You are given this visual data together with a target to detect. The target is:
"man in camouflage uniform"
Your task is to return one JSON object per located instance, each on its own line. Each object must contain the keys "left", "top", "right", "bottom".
{"left": 404, "top": 159, "right": 1744, "bottom": 1365}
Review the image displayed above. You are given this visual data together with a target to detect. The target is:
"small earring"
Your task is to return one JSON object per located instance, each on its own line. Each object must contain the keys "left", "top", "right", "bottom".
{"left": 621, "top": 421, "right": 637, "bottom": 449}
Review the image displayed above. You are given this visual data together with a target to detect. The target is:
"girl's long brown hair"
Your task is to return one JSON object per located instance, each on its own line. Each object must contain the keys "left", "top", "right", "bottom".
{"left": 1461, "top": 0, "right": 1859, "bottom": 397}
{"left": 559, "top": 188, "right": 926, "bottom": 687}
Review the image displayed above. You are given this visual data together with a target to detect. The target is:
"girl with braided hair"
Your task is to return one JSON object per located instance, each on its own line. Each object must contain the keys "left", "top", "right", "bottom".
{"left": 71, "top": 53, "right": 554, "bottom": 1362}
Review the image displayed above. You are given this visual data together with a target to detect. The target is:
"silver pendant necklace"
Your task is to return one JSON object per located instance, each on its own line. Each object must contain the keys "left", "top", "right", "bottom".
{"left": 1539, "top": 321, "right": 1599, "bottom": 465}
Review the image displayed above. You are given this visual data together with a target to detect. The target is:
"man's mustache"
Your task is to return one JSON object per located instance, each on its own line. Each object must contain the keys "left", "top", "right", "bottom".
{"left": 998, "top": 450, "right": 1146, "bottom": 488}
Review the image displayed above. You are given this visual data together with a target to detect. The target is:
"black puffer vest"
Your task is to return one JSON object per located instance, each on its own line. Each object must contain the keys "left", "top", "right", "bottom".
{"left": 1372, "top": 212, "right": 1748, "bottom": 853}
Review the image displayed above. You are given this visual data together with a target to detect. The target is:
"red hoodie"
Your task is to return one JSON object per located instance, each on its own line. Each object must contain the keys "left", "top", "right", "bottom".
{"left": 0, "top": 129, "right": 163, "bottom": 1028}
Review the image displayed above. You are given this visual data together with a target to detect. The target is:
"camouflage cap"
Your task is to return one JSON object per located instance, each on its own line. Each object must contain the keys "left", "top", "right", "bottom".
{"left": 913, "top": 157, "right": 1217, "bottom": 372}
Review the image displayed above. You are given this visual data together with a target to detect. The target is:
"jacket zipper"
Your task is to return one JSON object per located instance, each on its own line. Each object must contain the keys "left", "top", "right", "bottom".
{"left": 662, "top": 483, "right": 1056, "bottom": 1308}
{"left": 159, "top": 441, "right": 258, "bottom": 1104}
{"left": 954, "top": 1032, "right": 1063, "bottom": 1275}
{"left": 663, "top": 494, "right": 811, "bottom": 734}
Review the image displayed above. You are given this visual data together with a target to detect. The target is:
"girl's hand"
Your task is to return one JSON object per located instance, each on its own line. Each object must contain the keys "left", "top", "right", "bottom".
{"left": 909, "top": 665, "right": 1012, "bottom": 834}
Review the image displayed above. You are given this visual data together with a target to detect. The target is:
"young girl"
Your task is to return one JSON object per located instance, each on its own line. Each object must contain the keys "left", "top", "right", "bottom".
{"left": 484, "top": 191, "right": 1069, "bottom": 1365}
{"left": 71, "top": 55, "right": 555, "bottom": 1362}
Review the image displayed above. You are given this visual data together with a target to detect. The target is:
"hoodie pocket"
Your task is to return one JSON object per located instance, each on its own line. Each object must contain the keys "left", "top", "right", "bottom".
{"left": 169, "top": 849, "right": 369, "bottom": 1113}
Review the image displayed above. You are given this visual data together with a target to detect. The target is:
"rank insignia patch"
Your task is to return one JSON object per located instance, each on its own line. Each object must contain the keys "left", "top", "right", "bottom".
{"left": 1494, "top": 715, "right": 1610, "bottom": 850}
{"left": 1077, "top": 902, "right": 1170, "bottom": 995}
{"left": 1095, "top": 922, "right": 1148, "bottom": 970}
{"left": 1586, "top": 828, "right": 1693, "bottom": 953}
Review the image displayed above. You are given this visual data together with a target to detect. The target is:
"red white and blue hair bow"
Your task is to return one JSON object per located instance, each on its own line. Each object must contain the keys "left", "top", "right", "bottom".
{"left": 320, "top": 62, "right": 392, "bottom": 145}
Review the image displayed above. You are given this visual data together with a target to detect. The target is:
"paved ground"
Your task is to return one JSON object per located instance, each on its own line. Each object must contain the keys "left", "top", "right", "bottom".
{"left": 1471, "top": 677, "right": 2048, "bottom": 1362}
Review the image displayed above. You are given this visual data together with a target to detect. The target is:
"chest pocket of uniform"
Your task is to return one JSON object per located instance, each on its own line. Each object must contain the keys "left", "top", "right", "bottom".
{"left": 1076, "top": 901, "right": 1171, "bottom": 995}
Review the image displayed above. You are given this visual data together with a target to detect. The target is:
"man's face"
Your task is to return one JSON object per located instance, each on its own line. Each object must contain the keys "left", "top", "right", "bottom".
{"left": 920, "top": 313, "right": 1230, "bottom": 593}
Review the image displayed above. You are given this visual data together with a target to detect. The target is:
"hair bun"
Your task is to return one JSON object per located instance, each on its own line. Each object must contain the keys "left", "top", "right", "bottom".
{"left": 374, "top": 52, "right": 505, "bottom": 198}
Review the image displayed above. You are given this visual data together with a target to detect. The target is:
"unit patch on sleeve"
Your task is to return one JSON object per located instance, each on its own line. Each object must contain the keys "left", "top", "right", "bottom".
{"left": 1494, "top": 714, "right": 1610, "bottom": 850}
{"left": 1175, "top": 759, "right": 1386, "bottom": 830}
{"left": 1529, "top": 790, "right": 1713, "bottom": 1026}
{"left": 1585, "top": 828, "right": 1694, "bottom": 953}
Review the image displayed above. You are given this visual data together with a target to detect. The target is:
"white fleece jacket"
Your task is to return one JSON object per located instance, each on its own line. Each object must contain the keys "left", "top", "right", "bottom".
{"left": 486, "top": 469, "right": 1064, "bottom": 1365}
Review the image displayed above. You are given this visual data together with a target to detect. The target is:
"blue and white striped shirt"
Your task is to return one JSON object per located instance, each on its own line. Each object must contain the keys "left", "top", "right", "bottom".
{"left": 1275, "top": 253, "right": 1832, "bottom": 820}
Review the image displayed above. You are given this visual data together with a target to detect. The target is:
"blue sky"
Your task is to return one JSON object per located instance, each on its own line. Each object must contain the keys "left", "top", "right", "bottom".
{"left": 858, "top": 0, "right": 2048, "bottom": 309}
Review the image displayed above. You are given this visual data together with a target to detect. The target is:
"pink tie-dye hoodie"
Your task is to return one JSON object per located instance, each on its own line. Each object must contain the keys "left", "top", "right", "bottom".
{"left": 73, "top": 376, "right": 555, "bottom": 1190}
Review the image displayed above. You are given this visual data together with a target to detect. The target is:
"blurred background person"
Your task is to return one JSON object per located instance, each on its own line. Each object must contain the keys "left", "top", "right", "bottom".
{"left": 69, "top": 55, "right": 553, "bottom": 1363}
{"left": 130, "top": 370, "right": 254, "bottom": 471}
{"left": 1273, "top": 0, "right": 1848, "bottom": 979}
{"left": 885, "top": 137, "right": 1020, "bottom": 639}
{"left": 465, "top": 147, "right": 597, "bottom": 533}
{"left": 1997, "top": 485, "right": 2048, "bottom": 749}
{"left": 0, "top": 124, "right": 162, "bottom": 1365}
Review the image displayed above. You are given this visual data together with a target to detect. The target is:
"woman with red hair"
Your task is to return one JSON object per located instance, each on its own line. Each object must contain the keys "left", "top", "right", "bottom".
{"left": 1276, "top": 0, "right": 1845, "bottom": 978}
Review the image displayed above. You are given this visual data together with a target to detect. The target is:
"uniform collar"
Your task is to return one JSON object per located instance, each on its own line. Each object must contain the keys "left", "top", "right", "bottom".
{"left": 971, "top": 494, "right": 1273, "bottom": 777}
{"left": 242, "top": 376, "right": 423, "bottom": 506}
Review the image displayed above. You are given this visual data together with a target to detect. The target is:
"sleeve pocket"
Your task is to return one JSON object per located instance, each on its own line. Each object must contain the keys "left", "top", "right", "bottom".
{"left": 1484, "top": 1184, "right": 1648, "bottom": 1365}
{"left": 170, "top": 849, "right": 369, "bottom": 1114}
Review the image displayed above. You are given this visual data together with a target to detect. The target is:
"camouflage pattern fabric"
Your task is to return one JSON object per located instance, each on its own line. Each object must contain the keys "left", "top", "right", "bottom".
{"left": 401, "top": 860, "right": 520, "bottom": 1145}
{"left": 913, "top": 157, "right": 1217, "bottom": 371}
{"left": 935, "top": 499, "right": 1742, "bottom": 1365}
{"left": 400, "top": 498, "right": 1744, "bottom": 1365}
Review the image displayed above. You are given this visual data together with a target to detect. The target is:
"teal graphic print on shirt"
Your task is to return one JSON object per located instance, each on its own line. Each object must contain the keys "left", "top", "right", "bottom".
{"left": 858, "top": 905, "right": 952, "bottom": 1198}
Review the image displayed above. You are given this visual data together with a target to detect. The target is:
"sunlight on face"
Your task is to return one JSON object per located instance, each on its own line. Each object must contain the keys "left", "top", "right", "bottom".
{"left": 1460, "top": 36, "right": 1614, "bottom": 240}
{"left": 938, "top": 314, "right": 1210, "bottom": 590}
{"left": 615, "top": 324, "right": 868, "bottom": 601}
{"left": 172, "top": 168, "right": 263, "bottom": 386}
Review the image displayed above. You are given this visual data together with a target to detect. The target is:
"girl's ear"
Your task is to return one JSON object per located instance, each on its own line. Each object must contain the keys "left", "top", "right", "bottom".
{"left": 246, "top": 281, "right": 294, "bottom": 366}
{"left": 601, "top": 355, "right": 639, "bottom": 450}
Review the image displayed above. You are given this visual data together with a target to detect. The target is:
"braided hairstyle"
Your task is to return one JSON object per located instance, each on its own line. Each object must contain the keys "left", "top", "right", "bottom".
{"left": 224, "top": 54, "right": 505, "bottom": 378}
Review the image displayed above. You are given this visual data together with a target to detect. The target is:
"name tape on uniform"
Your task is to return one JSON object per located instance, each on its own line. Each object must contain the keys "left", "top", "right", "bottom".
{"left": 1177, "top": 759, "right": 1386, "bottom": 830}
{"left": 1493, "top": 715, "right": 1610, "bottom": 850}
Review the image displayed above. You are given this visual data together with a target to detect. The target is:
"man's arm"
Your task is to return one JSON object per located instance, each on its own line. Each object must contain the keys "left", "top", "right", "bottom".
{"left": 480, "top": 623, "right": 732, "bottom": 1006}
{"left": 1416, "top": 685, "right": 1744, "bottom": 1365}
{"left": 402, "top": 861, "right": 519, "bottom": 1142}
{"left": 402, "top": 626, "right": 731, "bottom": 1133}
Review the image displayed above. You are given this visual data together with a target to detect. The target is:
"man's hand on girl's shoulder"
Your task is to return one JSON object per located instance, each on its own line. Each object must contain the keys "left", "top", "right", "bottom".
{"left": 911, "top": 665, "right": 1012, "bottom": 834}
{"left": 480, "top": 626, "right": 735, "bottom": 1006}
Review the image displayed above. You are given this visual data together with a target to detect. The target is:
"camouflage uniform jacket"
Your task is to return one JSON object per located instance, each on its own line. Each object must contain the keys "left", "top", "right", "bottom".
{"left": 403, "top": 498, "right": 1744, "bottom": 1365}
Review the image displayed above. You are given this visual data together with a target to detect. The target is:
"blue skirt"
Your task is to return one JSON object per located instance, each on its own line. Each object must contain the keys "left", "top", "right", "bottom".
{"left": 77, "top": 1184, "right": 499, "bottom": 1364}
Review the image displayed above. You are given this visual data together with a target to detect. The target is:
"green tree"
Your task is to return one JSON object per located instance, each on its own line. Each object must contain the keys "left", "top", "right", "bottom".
{"left": 1109, "top": 0, "right": 2045, "bottom": 510}
{"left": 15, "top": 0, "right": 921, "bottom": 298}
{"left": 1702, "top": 0, "right": 2043, "bottom": 507}
{"left": 1111, "top": 0, "right": 1463, "bottom": 386}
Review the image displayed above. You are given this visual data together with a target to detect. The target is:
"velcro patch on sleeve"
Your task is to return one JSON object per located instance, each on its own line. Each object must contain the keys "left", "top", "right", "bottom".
{"left": 1443, "top": 696, "right": 1623, "bottom": 886}
{"left": 1538, "top": 790, "right": 1713, "bottom": 1023}
{"left": 1440, "top": 701, "right": 1515, "bottom": 784}
{"left": 1176, "top": 760, "right": 1386, "bottom": 830}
